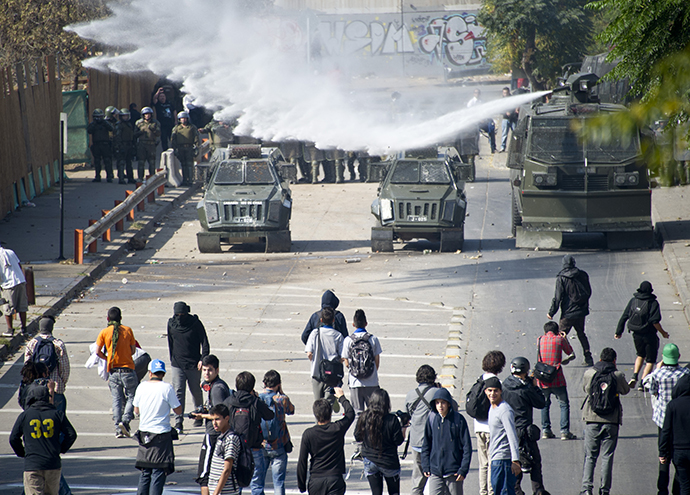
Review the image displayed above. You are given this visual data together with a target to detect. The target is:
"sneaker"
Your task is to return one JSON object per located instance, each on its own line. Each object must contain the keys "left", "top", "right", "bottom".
{"left": 638, "top": 384, "right": 645, "bottom": 391}
{"left": 119, "top": 421, "right": 131, "bottom": 437}
{"left": 562, "top": 354, "right": 576, "bottom": 365}
{"left": 92, "top": 177, "right": 101, "bottom": 182}
{"left": 193, "top": 418, "right": 203, "bottom": 428}
{"left": 106, "top": 178, "right": 113, "bottom": 183}
{"left": 118, "top": 179, "right": 126, "bottom": 184}
{"left": 175, "top": 423, "right": 184, "bottom": 435}
{"left": 628, "top": 378, "right": 637, "bottom": 388}
{"left": 542, "top": 429, "right": 555, "bottom": 439}
{"left": 583, "top": 352, "right": 594, "bottom": 367}
{"left": 1, "top": 330, "right": 14, "bottom": 337}
{"left": 561, "top": 431, "right": 577, "bottom": 440}
{"left": 115, "top": 427, "right": 126, "bottom": 438}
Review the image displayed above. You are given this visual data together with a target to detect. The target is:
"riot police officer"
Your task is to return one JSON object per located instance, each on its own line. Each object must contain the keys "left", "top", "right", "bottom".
{"left": 171, "top": 111, "right": 200, "bottom": 186}
{"left": 135, "top": 107, "right": 161, "bottom": 180}
{"left": 87, "top": 108, "right": 114, "bottom": 182}
{"left": 114, "top": 108, "right": 137, "bottom": 184}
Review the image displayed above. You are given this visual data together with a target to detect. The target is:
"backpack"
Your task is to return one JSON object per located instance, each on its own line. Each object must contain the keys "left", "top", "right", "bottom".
{"left": 32, "top": 336, "right": 58, "bottom": 373}
{"left": 348, "top": 333, "right": 376, "bottom": 379}
{"left": 259, "top": 393, "right": 281, "bottom": 444}
{"left": 465, "top": 376, "right": 491, "bottom": 420}
{"left": 228, "top": 405, "right": 259, "bottom": 488}
{"left": 627, "top": 298, "right": 650, "bottom": 332}
{"left": 588, "top": 369, "right": 620, "bottom": 416}
{"left": 567, "top": 276, "right": 589, "bottom": 305}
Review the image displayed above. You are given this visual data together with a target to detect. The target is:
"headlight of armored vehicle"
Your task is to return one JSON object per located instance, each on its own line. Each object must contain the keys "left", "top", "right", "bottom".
{"left": 532, "top": 172, "right": 557, "bottom": 187}
{"left": 614, "top": 171, "right": 639, "bottom": 186}
{"left": 442, "top": 200, "right": 456, "bottom": 222}
{"left": 380, "top": 199, "right": 394, "bottom": 222}
{"left": 205, "top": 202, "right": 220, "bottom": 223}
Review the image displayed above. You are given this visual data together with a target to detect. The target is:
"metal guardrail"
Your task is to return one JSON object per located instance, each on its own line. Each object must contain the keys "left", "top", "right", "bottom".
{"left": 74, "top": 170, "right": 167, "bottom": 264}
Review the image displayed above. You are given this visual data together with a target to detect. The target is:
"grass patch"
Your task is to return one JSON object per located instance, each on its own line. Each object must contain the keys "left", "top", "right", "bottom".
{"left": 0, "top": 338, "right": 10, "bottom": 347}
{"left": 131, "top": 221, "right": 145, "bottom": 230}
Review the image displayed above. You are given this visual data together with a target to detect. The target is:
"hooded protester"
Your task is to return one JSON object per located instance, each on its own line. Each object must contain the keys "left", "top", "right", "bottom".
{"left": 167, "top": 301, "right": 210, "bottom": 434}
{"left": 659, "top": 373, "right": 690, "bottom": 494}
{"left": 547, "top": 255, "right": 593, "bottom": 366}
{"left": 615, "top": 281, "right": 670, "bottom": 389}
{"left": 301, "top": 290, "right": 349, "bottom": 344}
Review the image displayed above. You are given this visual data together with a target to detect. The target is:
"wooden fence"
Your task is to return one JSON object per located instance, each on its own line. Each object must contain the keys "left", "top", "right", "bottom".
{"left": 0, "top": 57, "right": 61, "bottom": 217}
{"left": 88, "top": 69, "right": 160, "bottom": 118}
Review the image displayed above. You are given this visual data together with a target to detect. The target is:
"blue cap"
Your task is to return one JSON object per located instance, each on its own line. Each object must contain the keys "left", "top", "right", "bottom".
{"left": 149, "top": 359, "right": 166, "bottom": 373}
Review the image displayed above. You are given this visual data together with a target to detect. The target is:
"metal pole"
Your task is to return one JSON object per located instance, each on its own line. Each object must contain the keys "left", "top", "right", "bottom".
{"left": 58, "top": 120, "right": 65, "bottom": 260}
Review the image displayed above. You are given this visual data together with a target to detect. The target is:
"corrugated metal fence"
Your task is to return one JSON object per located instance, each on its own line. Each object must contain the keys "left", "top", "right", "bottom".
{"left": 88, "top": 69, "right": 159, "bottom": 119}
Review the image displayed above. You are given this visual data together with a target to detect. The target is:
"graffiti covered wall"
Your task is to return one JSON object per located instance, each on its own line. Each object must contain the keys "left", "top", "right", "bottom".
{"left": 309, "top": 10, "right": 488, "bottom": 78}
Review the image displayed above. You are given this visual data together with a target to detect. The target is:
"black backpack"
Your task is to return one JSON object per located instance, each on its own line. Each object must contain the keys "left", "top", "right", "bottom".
{"left": 228, "top": 405, "right": 259, "bottom": 487}
{"left": 348, "top": 333, "right": 376, "bottom": 379}
{"left": 465, "top": 376, "right": 491, "bottom": 420}
{"left": 567, "top": 277, "right": 589, "bottom": 305}
{"left": 627, "top": 298, "right": 650, "bottom": 332}
{"left": 31, "top": 336, "right": 58, "bottom": 373}
{"left": 588, "top": 370, "right": 620, "bottom": 416}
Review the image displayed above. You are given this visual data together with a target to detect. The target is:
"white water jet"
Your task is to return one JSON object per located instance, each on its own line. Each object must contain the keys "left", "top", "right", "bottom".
{"left": 69, "top": 0, "right": 546, "bottom": 154}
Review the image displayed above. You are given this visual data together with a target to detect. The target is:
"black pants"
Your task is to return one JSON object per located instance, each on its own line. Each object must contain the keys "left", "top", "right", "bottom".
{"left": 516, "top": 436, "right": 544, "bottom": 494}
{"left": 308, "top": 475, "right": 346, "bottom": 495}
{"left": 368, "top": 472, "right": 400, "bottom": 495}
{"left": 673, "top": 449, "right": 690, "bottom": 495}
{"left": 559, "top": 317, "right": 590, "bottom": 353}
{"left": 659, "top": 427, "right": 680, "bottom": 495}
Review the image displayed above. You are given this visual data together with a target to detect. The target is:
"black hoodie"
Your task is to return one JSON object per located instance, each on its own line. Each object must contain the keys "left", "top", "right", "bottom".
{"left": 659, "top": 373, "right": 690, "bottom": 456}
{"left": 502, "top": 374, "right": 546, "bottom": 432}
{"left": 301, "top": 290, "right": 348, "bottom": 344}
{"left": 615, "top": 290, "right": 661, "bottom": 336}
{"left": 549, "top": 265, "right": 591, "bottom": 319}
{"left": 9, "top": 387, "right": 77, "bottom": 471}
{"left": 223, "top": 389, "right": 274, "bottom": 449}
{"left": 167, "top": 313, "right": 210, "bottom": 369}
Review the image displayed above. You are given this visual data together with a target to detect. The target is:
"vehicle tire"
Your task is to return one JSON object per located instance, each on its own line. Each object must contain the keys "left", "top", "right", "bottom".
{"left": 511, "top": 191, "right": 522, "bottom": 237}
{"left": 197, "top": 233, "right": 222, "bottom": 253}
{"left": 265, "top": 230, "right": 291, "bottom": 253}
{"left": 440, "top": 229, "right": 464, "bottom": 252}
{"left": 468, "top": 162, "right": 476, "bottom": 182}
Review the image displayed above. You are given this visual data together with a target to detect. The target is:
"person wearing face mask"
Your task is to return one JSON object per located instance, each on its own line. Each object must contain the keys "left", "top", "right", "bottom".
{"left": 167, "top": 301, "right": 210, "bottom": 434}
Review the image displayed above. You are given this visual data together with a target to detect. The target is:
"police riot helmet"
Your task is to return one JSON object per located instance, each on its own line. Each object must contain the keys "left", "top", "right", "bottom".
{"left": 510, "top": 356, "right": 530, "bottom": 375}
{"left": 92, "top": 108, "right": 104, "bottom": 119}
{"left": 105, "top": 106, "right": 118, "bottom": 119}
{"left": 177, "top": 111, "right": 190, "bottom": 120}
{"left": 119, "top": 107, "right": 130, "bottom": 117}
{"left": 141, "top": 107, "right": 153, "bottom": 115}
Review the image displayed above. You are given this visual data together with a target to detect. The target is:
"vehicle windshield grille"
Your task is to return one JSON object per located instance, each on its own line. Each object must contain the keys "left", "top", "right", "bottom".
{"left": 214, "top": 162, "right": 243, "bottom": 184}
{"left": 390, "top": 160, "right": 450, "bottom": 184}
{"left": 246, "top": 161, "right": 274, "bottom": 184}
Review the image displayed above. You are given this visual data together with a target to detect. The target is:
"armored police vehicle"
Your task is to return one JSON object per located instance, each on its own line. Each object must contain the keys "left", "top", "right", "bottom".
{"left": 196, "top": 145, "right": 292, "bottom": 253}
{"left": 370, "top": 149, "right": 467, "bottom": 252}
{"left": 508, "top": 73, "right": 653, "bottom": 249}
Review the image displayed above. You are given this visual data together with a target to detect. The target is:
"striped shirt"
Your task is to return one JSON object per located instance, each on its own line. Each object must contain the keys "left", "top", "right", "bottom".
{"left": 24, "top": 334, "right": 70, "bottom": 394}
{"left": 208, "top": 430, "right": 241, "bottom": 495}
{"left": 643, "top": 365, "right": 690, "bottom": 427}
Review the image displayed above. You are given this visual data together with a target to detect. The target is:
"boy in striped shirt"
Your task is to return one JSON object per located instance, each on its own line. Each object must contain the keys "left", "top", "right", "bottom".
{"left": 208, "top": 404, "right": 241, "bottom": 495}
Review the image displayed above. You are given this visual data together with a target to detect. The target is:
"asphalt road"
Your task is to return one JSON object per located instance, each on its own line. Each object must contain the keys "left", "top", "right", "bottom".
{"left": 2, "top": 97, "right": 688, "bottom": 494}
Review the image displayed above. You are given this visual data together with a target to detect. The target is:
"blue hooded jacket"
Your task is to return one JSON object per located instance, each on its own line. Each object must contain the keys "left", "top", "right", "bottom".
{"left": 421, "top": 388, "right": 472, "bottom": 478}
{"left": 301, "top": 290, "right": 348, "bottom": 344}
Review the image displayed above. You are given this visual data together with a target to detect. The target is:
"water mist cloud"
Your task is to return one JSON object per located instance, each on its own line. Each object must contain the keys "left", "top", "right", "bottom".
{"left": 69, "top": 0, "right": 546, "bottom": 154}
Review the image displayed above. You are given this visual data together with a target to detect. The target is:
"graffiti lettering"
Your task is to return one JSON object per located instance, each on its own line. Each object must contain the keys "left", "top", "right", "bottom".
{"left": 317, "top": 20, "right": 415, "bottom": 57}
{"left": 418, "top": 14, "right": 486, "bottom": 67}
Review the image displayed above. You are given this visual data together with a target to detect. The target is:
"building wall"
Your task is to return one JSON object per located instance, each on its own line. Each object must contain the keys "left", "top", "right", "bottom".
{"left": 275, "top": 0, "right": 481, "bottom": 13}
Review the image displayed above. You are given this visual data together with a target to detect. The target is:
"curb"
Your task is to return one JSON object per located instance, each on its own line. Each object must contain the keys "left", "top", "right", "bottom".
{"left": 652, "top": 202, "right": 690, "bottom": 324}
{"left": 0, "top": 183, "right": 201, "bottom": 362}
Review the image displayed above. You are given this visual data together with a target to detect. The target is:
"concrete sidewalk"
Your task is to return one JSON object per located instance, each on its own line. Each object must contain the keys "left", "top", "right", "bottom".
{"left": 0, "top": 167, "right": 197, "bottom": 358}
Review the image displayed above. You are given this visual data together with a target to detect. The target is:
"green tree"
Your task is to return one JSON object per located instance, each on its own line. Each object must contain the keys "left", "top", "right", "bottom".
{"left": 587, "top": 0, "right": 690, "bottom": 99}
{"left": 0, "top": 0, "right": 109, "bottom": 88}
{"left": 478, "top": 0, "right": 594, "bottom": 90}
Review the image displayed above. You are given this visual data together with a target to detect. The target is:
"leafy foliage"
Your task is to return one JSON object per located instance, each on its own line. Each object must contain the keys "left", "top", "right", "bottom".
{"left": 478, "top": 0, "right": 594, "bottom": 89}
{"left": 0, "top": 0, "right": 109, "bottom": 76}
{"left": 587, "top": 0, "right": 690, "bottom": 99}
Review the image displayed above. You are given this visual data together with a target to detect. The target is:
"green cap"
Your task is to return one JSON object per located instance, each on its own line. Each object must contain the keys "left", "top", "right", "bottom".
{"left": 662, "top": 343, "right": 680, "bottom": 365}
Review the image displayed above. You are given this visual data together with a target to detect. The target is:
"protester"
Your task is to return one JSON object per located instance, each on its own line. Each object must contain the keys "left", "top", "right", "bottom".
{"left": 253, "top": 370, "right": 295, "bottom": 495}
{"left": 467, "top": 89, "right": 497, "bottom": 153}
{"left": 18, "top": 361, "right": 52, "bottom": 410}
{"left": 207, "top": 404, "right": 242, "bottom": 495}
{"left": 659, "top": 373, "right": 690, "bottom": 495}
{"left": 24, "top": 316, "right": 70, "bottom": 414}
{"left": 167, "top": 301, "right": 210, "bottom": 434}
{"left": 644, "top": 343, "right": 689, "bottom": 495}
{"left": 615, "top": 281, "right": 670, "bottom": 389}
{"left": 535, "top": 321, "right": 576, "bottom": 441}
{"left": 133, "top": 359, "right": 183, "bottom": 495}
{"left": 485, "top": 377, "right": 522, "bottom": 495}
{"left": 10, "top": 385, "right": 78, "bottom": 495}
{"left": 96, "top": 307, "right": 138, "bottom": 438}
{"left": 1, "top": 244, "right": 29, "bottom": 336}
{"left": 305, "top": 307, "right": 344, "bottom": 411}
{"left": 580, "top": 348, "right": 631, "bottom": 495}
{"left": 341, "top": 309, "right": 382, "bottom": 418}
{"left": 302, "top": 290, "right": 349, "bottom": 344}
{"left": 355, "top": 389, "right": 404, "bottom": 495}
{"left": 421, "top": 388, "right": 472, "bottom": 495}
{"left": 547, "top": 254, "right": 593, "bottom": 366}
{"left": 500, "top": 87, "right": 518, "bottom": 152}
{"left": 190, "top": 355, "right": 233, "bottom": 495}
{"left": 502, "top": 357, "right": 549, "bottom": 495}
{"left": 297, "top": 388, "right": 355, "bottom": 495}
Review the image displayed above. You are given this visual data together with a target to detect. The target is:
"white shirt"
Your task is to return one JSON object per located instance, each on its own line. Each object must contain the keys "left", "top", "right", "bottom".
{"left": 467, "top": 96, "right": 482, "bottom": 108}
{"left": 342, "top": 330, "right": 383, "bottom": 388}
{"left": 133, "top": 379, "right": 181, "bottom": 433}
{"left": 0, "top": 248, "right": 25, "bottom": 289}
{"left": 305, "top": 326, "right": 344, "bottom": 380}
{"left": 473, "top": 372, "right": 497, "bottom": 433}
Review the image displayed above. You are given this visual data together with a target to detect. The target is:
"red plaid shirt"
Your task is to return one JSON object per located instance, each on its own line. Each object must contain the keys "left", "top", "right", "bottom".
{"left": 536, "top": 332, "right": 572, "bottom": 389}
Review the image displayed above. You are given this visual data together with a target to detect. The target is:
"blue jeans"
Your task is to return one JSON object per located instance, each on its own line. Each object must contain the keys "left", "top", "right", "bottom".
{"left": 491, "top": 459, "right": 517, "bottom": 495}
{"left": 108, "top": 369, "right": 138, "bottom": 425}
{"left": 501, "top": 119, "right": 515, "bottom": 150}
{"left": 541, "top": 386, "right": 570, "bottom": 433}
{"left": 251, "top": 448, "right": 288, "bottom": 495}
{"left": 137, "top": 468, "right": 166, "bottom": 495}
